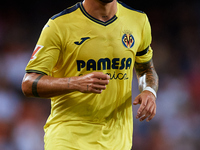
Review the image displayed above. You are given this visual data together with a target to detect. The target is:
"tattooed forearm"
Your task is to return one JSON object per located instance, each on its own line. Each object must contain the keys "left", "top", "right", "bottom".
{"left": 134, "top": 59, "right": 159, "bottom": 93}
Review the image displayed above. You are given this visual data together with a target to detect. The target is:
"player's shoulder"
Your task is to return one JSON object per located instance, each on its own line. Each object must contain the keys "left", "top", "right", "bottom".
{"left": 118, "top": 1, "right": 148, "bottom": 24}
{"left": 118, "top": 1, "right": 146, "bottom": 17}
{"left": 51, "top": 2, "right": 81, "bottom": 20}
{"left": 118, "top": 1, "right": 144, "bottom": 13}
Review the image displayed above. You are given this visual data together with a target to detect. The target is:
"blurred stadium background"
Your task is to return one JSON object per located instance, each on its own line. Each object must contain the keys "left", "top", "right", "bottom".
{"left": 0, "top": 0, "right": 200, "bottom": 150}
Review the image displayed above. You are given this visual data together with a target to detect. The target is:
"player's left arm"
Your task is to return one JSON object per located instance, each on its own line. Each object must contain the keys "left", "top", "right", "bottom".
{"left": 133, "top": 59, "right": 159, "bottom": 122}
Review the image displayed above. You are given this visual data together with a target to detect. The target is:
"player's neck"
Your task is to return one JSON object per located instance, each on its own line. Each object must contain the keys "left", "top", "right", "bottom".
{"left": 82, "top": 0, "right": 117, "bottom": 22}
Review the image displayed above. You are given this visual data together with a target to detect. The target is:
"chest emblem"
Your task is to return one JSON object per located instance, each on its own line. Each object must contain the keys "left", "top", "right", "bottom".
{"left": 122, "top": 30, "right": 135, "bottom": 48}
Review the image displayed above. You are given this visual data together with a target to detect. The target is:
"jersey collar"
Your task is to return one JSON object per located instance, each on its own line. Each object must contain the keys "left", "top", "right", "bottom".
{"left": 79, "top": 2, "right": 118, "bottom": 26}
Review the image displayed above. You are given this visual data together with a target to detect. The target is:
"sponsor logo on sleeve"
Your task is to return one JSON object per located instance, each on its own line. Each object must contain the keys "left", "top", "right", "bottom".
{"left": 30, "top": 45, "right": 44, "bottom": 60}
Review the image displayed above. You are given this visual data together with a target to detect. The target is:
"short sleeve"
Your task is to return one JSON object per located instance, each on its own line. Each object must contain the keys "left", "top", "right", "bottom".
{"left": 25, "top": 19, "right": 61, "bottom": 76}
{"left": 135, "top": 14, "right": 153, "bottom": 63}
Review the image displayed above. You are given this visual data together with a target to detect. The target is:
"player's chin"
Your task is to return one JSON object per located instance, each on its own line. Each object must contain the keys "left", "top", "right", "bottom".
{"left": 99, "top": 0, "right": 114, "bottom": 3}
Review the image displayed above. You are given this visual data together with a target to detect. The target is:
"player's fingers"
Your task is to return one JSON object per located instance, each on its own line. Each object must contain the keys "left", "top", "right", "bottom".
{"left": 136, "top": 99, "right": 148, "bottom": 119}
{"left": 91, "top": 89, "right": 103, "bottom": 94}
{"left": 139, "top": 96, "right": 156, "bottom": 120}
{"left": 92, "top": 72, "right": 110, "bottom": 80}
{"left": 91, "top": 84, "right": 106, "bottom": 90}
{"left": 92, "top": 78, "right": 109, "bottom": 85}
{"left": 138, "top": 114, "right": 147, "bottom": 122}
{"left": 138, "top": 101, "right": 151, "bottom": 121}
{"left": 146, "top": 105, "right": 156, "bottom": 122}
{"left": 87, "top": 84, "right": 103, "bottom": 94}
{"left": 140, "top": 104, "right": 154, "bottom": 122}
{"left": 85, "top": 83, "right": 107, "bottom": 93}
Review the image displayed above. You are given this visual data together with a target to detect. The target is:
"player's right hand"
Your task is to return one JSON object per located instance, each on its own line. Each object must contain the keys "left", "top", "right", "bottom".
{"left": 69, "top": 72, "right": 110, "bottom": 94}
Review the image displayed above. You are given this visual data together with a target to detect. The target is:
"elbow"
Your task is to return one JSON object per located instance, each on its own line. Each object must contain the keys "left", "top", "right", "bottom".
{"left": 21, "top": 75, "right": 33, "bottom": 97}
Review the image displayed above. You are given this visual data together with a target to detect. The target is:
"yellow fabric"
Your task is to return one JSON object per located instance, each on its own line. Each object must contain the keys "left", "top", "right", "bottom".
{"left": 25, "top": 2, "right": 153, "bottom": 150}
{"left": 135, "top": 46, "right": 153, "bottom": 63}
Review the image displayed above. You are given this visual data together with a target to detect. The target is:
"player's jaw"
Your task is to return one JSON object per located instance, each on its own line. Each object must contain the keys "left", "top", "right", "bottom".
{"left": 99, "top": 0, "right": 114, "bottom": 3}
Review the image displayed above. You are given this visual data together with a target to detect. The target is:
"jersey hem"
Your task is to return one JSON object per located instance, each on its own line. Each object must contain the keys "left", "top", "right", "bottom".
{"left": 26, "top": 69, "right": 48, "bottom": 75}
{"left": 136, "top": 46, "right": 149, "bottom": 56}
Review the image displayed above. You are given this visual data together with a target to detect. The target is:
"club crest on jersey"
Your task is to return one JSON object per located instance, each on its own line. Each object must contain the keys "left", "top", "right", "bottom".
{"left": 122, "top": 30, "right": 135, "bottom": 48}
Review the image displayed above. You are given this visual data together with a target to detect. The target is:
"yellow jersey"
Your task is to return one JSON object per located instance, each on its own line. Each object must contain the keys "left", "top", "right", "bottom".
{"left": 26, "top": 1, "right": 153, "bottom": 150}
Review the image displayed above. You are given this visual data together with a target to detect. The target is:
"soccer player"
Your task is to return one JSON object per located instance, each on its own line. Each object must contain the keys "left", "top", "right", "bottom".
{"left": 22, "top": 0, "right": 159, "bottom": 149}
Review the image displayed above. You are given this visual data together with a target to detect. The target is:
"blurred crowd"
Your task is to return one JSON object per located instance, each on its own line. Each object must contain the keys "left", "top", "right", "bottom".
{"left": 0, "top": 0, "right": 200, "bottom": 150}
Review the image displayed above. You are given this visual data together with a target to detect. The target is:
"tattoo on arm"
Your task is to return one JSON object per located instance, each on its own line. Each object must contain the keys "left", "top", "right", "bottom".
{"left": 134, "top": 59, "right": 159, "bottom": 92}
{"left": 32, "top": 74, "right": 44, "bottom": 97}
